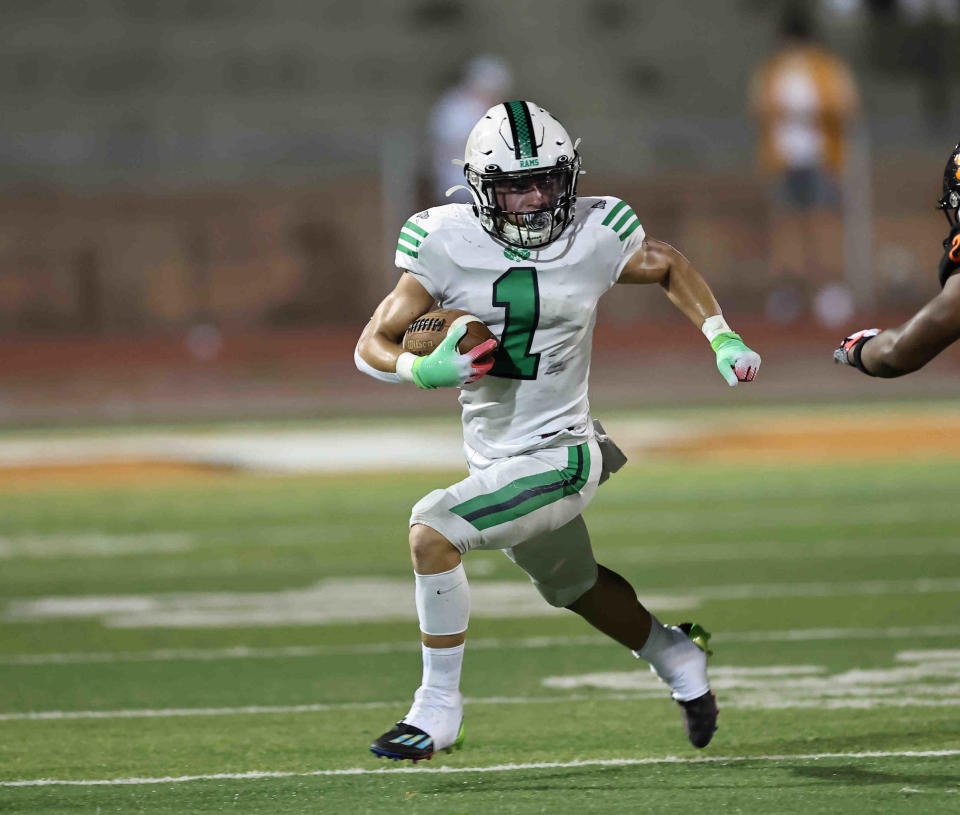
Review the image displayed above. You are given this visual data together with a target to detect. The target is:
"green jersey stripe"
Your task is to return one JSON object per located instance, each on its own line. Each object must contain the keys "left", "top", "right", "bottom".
{"left": 398, "top": 231, "right": 422, "bottom": 248}
{"left": 601, "top": 201, "right": 628, "bottom": 226}
{"left": 397, "top": 245, "right": 419, "bottom": 259}
{"left": 612, "top": 207, "right": 637, "bottom": 232}
{"left": 451, "top": 444, "right": 590, "bottom": 530}
{"left": 619, "top": 219, "right": 641, "bottom": 241}
{"left": 403, "top": 220, "right": 429, "bottom": 238}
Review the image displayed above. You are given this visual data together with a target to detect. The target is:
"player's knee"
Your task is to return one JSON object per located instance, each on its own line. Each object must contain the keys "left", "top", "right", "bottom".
{"left": 409, "top": 523, "right": 459, "bottom": 573}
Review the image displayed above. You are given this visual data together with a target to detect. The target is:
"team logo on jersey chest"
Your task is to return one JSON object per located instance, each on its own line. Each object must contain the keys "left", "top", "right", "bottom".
{"left": 503, "top": 247, "right": 531, "bottom": 261}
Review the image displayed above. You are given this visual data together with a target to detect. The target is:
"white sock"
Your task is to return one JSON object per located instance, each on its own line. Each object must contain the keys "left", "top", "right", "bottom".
{"left": 403, "top": 564, "right": 469, "bottom": 749}
{"left": 403, "top": 644, "right": 465, "bottom": 748}
{"left": 420, "top": 642, "right": 464, "bottom": 691}
{"left": 632, "top": 615, "right": 709, "bottom": 702}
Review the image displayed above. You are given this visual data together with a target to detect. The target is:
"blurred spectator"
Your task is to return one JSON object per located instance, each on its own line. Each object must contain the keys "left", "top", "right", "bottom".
{"left": 427, "top": 55, "right": 512, "bottom": 204}
{"left": 750, "top": 6, "right": 860, "bottom": 326}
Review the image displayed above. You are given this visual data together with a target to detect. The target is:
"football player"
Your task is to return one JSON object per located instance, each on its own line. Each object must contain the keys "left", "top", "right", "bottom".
{"left": 355, "top": 101, "right": 761, "bottom": 762}
{"left": 835, "top": 142, "right": 960, "bottom": 376}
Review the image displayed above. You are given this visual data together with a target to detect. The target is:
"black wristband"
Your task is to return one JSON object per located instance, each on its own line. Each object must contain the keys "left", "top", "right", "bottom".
{"left": 849, "top": 335, "right": 876, "bottom": 376}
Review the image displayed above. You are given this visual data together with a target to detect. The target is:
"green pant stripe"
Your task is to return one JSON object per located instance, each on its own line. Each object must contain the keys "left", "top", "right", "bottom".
{"left": 449, "top": 470, "right": 558, "bottom": 519}
{"left": 451, "top": 443, "right": 590, "bottom": 531}
{"left": 397, "top": 245, "right": 419, "bottom": 258}
{"left": 398, "top": 231, "right": 422, "bottom": 247}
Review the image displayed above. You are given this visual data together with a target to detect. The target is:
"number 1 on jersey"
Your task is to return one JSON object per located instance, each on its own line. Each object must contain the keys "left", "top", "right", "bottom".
{"left": 491, "top": 267, "right": 540, "bottom": 380}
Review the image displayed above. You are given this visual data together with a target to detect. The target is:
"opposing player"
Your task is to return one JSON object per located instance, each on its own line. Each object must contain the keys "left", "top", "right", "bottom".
{"left": 355, "top": 101, "right": 761, "bottom": 761}
{"left": 835, "top": 141, "right": 960, "bottom": 376}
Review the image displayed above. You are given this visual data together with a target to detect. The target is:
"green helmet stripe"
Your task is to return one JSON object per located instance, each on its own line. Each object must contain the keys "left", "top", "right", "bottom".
{"left": 504, "top": 101, "right": 537, "bottom": 160}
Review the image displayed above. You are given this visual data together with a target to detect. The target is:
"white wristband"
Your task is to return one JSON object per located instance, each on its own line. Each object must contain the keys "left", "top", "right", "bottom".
{"left": 700, "top": 314, "right": 731, "bottom": 343}
{"left": 395, "top": 351, "right": 417, "bottom": 383}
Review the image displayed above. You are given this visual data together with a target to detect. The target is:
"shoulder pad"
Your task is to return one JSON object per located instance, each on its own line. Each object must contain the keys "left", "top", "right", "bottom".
{"left": 595, "top": 198, "right": 642, "bottom": 243}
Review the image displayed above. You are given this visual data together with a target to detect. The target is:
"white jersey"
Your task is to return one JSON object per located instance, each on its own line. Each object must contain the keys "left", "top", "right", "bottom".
{"left": 395, "top": 197, "right": 645, "bottom": 459}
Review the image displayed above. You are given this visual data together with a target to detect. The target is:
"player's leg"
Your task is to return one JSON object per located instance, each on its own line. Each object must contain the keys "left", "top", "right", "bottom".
{"left": 371, "top": 439, "right": 601, "bottom": 760}
{"left": 369, "top": 522, "right": 468, "bottom": 762}
{"left": 508, "top": 516, "right": 717, "bottom": 747}
{"left": 372, "top": 438, "right": 601, "bottom": 760}
{"left": 566, "top": 562, "right": 651, "bottom": 649}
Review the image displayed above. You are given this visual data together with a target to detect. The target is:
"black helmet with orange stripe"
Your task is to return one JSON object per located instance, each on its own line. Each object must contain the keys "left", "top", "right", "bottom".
{"left": 936, "top": 141, "right": 960, "bottom": 226}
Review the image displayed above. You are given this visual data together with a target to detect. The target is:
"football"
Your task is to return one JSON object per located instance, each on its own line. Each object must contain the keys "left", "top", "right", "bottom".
{"left": 403, "top": 308, "right": 497, "bottom": 362}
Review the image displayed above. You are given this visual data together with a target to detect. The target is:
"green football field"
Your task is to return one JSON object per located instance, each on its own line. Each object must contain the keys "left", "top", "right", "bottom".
{"left": 1, "top": 431, "right": 959, "bottom": 813}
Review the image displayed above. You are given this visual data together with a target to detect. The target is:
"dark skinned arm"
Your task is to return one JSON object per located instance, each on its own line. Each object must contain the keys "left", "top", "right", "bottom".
{"left": 859, "top": 275, "right": 960, "bottom": 377}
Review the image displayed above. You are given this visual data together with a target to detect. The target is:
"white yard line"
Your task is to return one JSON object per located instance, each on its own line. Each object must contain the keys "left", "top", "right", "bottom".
{"left": 3, "top": 687, "right": 960, "bottom": 724}
{"left": 685, "top": 577, "right": 960, "bottom": 601}
{"left": 2, "top": 749, "right": 958, "bottom": 787}
{"left": 0, "top": 533, "right": 194, "bottom": 560}
{"left": 5, "top": 577, "right": 957, "bottom": 629}
{"left": 4, "top": 625, "right": 960, "bottom": 666}
{"left": 0, "top": 693, "right": 665, "bottom": 722}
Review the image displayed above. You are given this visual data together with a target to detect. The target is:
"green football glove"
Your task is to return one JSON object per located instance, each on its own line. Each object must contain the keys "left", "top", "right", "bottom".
{"left": 410, "top": 324, "right": 497, "bottom": 389}
{"left": 711, "top": 332, "right": 761, "bottom": 387}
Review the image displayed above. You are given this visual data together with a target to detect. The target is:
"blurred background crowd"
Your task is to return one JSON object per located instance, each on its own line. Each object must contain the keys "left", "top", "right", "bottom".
{"left": 3, "top": 0, "right": 960, "bottom": 424}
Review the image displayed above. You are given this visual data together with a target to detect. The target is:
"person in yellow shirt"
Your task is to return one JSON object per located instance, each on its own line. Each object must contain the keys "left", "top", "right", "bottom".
{"left": 750, "top": 7, "right": 860, "bottom": 326}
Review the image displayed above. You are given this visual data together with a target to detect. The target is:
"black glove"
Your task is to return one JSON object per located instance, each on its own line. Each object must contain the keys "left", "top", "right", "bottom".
{"left": 938, "top": 224, "right": 960, "bottom": 288}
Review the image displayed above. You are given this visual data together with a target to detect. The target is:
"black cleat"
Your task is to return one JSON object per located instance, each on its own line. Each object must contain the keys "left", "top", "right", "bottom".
{"left": 677, "top": 691, "right": 718, "bottom": 748}
{"left": 676, "top": 622, "right": 718, "bottom": 748}
{"left": 369, "top": 720, "right": 465, "bottom": 763}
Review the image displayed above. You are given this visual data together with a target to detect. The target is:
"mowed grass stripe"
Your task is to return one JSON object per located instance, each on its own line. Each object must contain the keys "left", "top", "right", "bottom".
{"left": 4, "top": 749, "right": 959, "bottom": 787}
{"left": 4, "top": 625, "right": 960, "bottom": 665}
{"left": 0, "top": 452, "right": 957, "bottom": 811}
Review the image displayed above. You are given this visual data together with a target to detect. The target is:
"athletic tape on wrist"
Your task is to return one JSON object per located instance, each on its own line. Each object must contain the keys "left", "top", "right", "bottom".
{"left": 700, "top": 315, "right": 731, "bottom": 344}
{"left": 395, "top": 351, "right": 417, "bottom": 383}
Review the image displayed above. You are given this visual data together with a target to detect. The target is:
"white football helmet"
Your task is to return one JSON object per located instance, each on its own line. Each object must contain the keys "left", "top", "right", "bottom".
{"left": 459, "top": 101, "right": 581, "bottom": 249}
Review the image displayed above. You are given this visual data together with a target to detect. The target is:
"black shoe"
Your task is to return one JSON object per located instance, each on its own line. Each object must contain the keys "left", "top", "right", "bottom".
{"left": 675, "top": 622, "right": 717, "bottom": 748}
{"left": 677, "top": 691, "right": 718, "bottom": 748}
{"left": 369, "top": 720, "right": 465, "bottom": 763}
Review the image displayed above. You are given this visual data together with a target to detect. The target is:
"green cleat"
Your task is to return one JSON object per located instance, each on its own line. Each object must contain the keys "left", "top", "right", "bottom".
{"left": 679, "top": 621, "right": 713, "bottom": 656}
{"left": 446, "top": 721, "right": 466, "bottom": 753}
